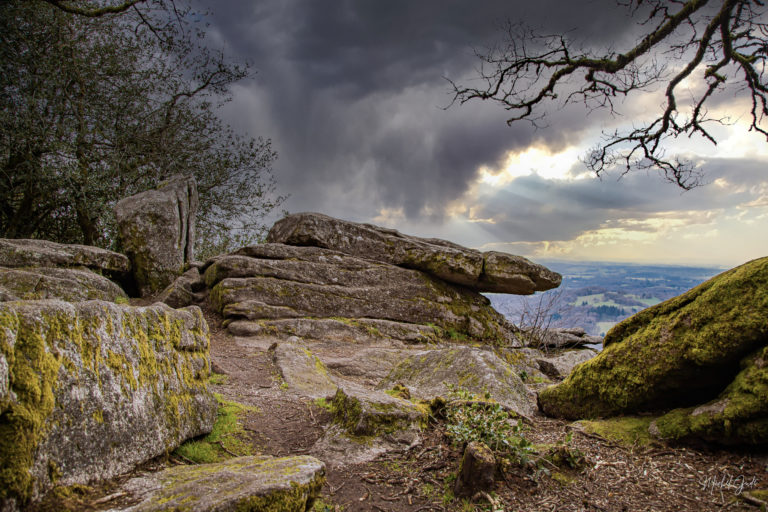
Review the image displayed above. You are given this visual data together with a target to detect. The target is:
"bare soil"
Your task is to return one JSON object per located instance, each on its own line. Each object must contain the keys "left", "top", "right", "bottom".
{"left": 203, "top": 307, "right": 768, "bottom": 512}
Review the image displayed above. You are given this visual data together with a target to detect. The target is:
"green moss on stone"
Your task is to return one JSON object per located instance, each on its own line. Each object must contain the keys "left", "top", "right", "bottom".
{"left": 539, "top": 257, "right": 768, "bottom": 420}
{"left": 0, "top": 308, "right": 64, "bottom": 504}
{"left": 651, "top": 344, "right": 768, "bottom": 445}
{"left": 577, "top": 416, "right": 657, "bottom": 448}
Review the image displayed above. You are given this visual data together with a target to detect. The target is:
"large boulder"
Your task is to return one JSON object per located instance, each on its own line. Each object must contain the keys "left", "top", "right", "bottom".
{"left": 537, "top": 257, "right": 768, "bottom": 445}
{"left": 266, "top": 212, "right": 561, "bottom": 295}
{"left": 378, "top": 346, "right": 536, "bottom": 418}
{"left": 116, "top": 175, "right": 198, "bottom": 296}
{"left": 0, "top": 267, "right": 127, "bottom": 303}
{"left": 113, "top": 455, "right": 325, "bottom": 512}
{"left": 0, "top": 300, "right": 217, "bottom": 510}
{"left": 204, "top": 244, "right": 517, "bottom": 344}
{"left": 0, "top": 238, "right": 130, "bottom": 279}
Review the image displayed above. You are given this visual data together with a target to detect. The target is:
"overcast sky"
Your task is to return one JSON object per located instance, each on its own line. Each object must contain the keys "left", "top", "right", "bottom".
{"left": 196, "top": 0, "right": 768, "bottom": 267}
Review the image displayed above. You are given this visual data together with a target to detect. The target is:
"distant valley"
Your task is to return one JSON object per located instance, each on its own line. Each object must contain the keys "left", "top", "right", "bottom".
{"left": 486, "top": 260, "right": 725, "bottom": 337}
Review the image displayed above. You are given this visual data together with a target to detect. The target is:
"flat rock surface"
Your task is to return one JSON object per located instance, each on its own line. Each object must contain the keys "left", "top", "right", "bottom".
{"left": 112, "top": 455, "right": 325, "bottom": 512}
{"left": 0, "top": 238, "right": 130, "bottom": 277}
{"left": 269, "top": 341, "right": 337, "bottom": 399}
{"left": 266, "top": 212, "right": 560, "bottom": 294}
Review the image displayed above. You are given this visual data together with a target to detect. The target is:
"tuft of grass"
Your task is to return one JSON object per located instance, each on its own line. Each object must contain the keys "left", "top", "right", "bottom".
{"left": 208, "top": 372, "right": 228, "bottom": 385}
{"left": 174, "top": 394, "right": 259, "bottom": 463}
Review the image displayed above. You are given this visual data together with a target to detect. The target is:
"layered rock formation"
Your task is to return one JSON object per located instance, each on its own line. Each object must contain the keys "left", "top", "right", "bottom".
{"left": 538, "top": 257, "right": 768, "bottom": 445}
{"left": 267, "top": 212, "right": 561, "bottom": 294}
{"left": 0, "top": 300, "right": 217, "bottom": 509}
{"left": 116, "top": 175, "right": 198, "bottom": 295}
{"left": 203, "top": 244, "right": 517, "bottom": 345}
{"left": 0, "top": 238, "right": 130, "bottom": 303}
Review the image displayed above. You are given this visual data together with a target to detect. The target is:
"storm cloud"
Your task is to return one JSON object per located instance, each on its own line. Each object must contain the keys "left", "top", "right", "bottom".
{"left": 195, "top": 0, "right": 768, "bottom": 265}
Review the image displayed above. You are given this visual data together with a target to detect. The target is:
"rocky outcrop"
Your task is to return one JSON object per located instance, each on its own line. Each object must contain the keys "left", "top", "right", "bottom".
{"left": 0, "top": 238, "right": 130, "bottom": 278}
{"left": 0, "top": 266, "right": 127, "bottom": 303}
{"left": 521, "top": 327, "right": 603, "bottom": 349}
{"left": 536, "top": 348, "right": 597, "bottom": 379}
{"left": 203, "top": 244, "right": 517, "bottom": 344}
{"left": 267, "top": 212, "right": 561, "bottom": 294}
{"left": 537, "top": 257, "right": 768, "bottom": 445}
{"left": 0, "top": 300, "right": 217, "bottom": 510}
{"left": 113, "top": 455, "right": 325, "bottom": 512}
{"left": 378, "top": 346, "right": 536, "bottom": 418}
{"left": 116, "top": 175, "right": 198, "bottom": 296}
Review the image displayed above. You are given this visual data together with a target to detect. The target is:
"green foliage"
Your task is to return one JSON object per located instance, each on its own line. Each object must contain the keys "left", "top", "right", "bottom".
{"left": 0, "top": 0, "right": 284, "bottom": 256}
{"left": 443, "top": 386, "right": 533, "bottom": 465}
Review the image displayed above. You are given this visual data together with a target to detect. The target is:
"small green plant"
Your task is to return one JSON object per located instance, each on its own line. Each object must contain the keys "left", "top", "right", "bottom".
{"left": 443, "top": 386, "right": 533, "bottom": 465}
{"left": 313, "top": 397, "right": 333, "bottom": 411}
{"left": 114, "top": 296, "right": 129, "bottom": 305}
{"left": 545, "top": 431, "right": 586, "bottom": 469}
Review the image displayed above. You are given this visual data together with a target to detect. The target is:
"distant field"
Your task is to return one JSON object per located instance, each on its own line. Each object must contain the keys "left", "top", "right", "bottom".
{"left": 487, "top": 261, "right": 722, "bottom": 337}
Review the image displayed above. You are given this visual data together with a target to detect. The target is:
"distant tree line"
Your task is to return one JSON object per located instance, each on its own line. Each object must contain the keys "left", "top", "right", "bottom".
{"left": 1, "top": 0, "right": 285, "bottom": 258}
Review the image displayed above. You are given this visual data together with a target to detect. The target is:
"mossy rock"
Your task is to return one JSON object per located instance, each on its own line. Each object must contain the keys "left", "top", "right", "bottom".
{"left": 0, "top": 266, "right": 127, "bottom": 303}
{"left": 538, "top": 257, "right": 768, "bottom": 423}
{"left": 330, "top": 382, "right": 428, "bottom": 438}
{"left": 650, "top": 344, "right": 768, "bottom": 445}
{"left": 118, "top": 455, "right": 325, "bottom": 512}
{"left": 0, "top": 300, "right": 216, "bottom": 509}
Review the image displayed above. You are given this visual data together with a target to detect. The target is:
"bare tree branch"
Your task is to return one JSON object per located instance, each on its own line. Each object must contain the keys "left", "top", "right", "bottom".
{"left": 451, "top": 0, "right": 768, "bottom": 189}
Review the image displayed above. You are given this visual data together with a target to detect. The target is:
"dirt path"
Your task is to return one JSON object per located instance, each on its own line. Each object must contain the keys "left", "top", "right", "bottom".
{"left": 205, "top": 307, "right": 768, "bottom": 512}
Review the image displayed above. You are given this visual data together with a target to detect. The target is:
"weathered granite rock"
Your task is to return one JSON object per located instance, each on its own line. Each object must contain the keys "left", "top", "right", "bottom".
{"left": 227, "top": 317, "right": 439, "bottom": 345}
{"left": 113, "top": 455, "right": 325, "bottom": 512}
{"left": 0, "top": 238, "right": 130, "bottom": 278}
{"left": 0, "top": 300, "right": 217, "bottom": 510}
{"left": 156, "top": 267, "right": 205, "bottom": 309}
{"left": 116, "top": 175, "right": 198, "bottom": 296}
{"left": 519, "top": 327, "right": 603, "bottom": 349}
{"left": 0, "top": 266, "right": 128, "bottom": 303}
{"left": 269, "top": 342, "right": 337, "bottom": 398}
{"left": 205, "top": 245, "right": 516, "bottom": 344}
{"left": 378, "top": 346, "right": 536, "bottom": 418}
{"left": 536, "top": 348, "right": 598, "bottom": 379}
{"left": 329, "top": 382, "right": 428, "bottom": 438}
{"left": 266, "top": 212, "right": 561, "bottom": 294}
{"left": 538, "top": 257, "right": 768, "bottom": 430}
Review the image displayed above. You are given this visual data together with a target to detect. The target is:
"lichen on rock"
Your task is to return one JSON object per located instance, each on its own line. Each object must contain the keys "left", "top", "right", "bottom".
{"left": 115, "top": 455, "right": 325, "bottom": 512}
{"left": 0, "top": 299, "right": 217, "bottom": 509}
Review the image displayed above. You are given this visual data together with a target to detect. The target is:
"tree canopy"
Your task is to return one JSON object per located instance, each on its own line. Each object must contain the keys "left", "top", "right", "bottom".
{"left": 451, "top": 0, "right": 768, "bottom": 189}
{"left": 1, "top": 0, "right": 284, "bottom": 257}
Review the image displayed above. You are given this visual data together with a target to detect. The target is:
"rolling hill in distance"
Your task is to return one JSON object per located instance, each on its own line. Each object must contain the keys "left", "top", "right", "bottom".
{"left": 486, "top": 260, "right": 725, "bottom": 338}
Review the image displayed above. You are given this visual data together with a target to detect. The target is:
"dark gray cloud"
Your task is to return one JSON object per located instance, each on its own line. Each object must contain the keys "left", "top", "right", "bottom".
{"left": 197, "top": 0, "right": 649, "bottom": 222}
